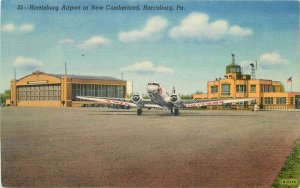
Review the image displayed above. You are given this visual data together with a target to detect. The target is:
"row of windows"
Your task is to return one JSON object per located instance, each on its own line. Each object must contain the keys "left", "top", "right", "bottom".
{"left": 260, "top": 85, "right": 276, "bottom": 93}
{"left": 16, "top": 84, "right": 126, "bottom": 101}
{"left": 212, "top": 84, "right": 251, "bottom": 95}
{"left": 264, "top": 97, "right": 286, "bottom": 105}
{"left": 229, "top": 67, "right": 241, "bottom": 73}
{"left": 210, "top": 84, "right": 278, "bottom": 95}
{"left": 18, "top": 90, "right": 61, "bottom": 97}
{"left": 17, "top": 84, "right": 61, "bottom": 101}
{"left": 18, "top": 85, "right": 60, "bottom": 91}
{"left": 72, "top": 84, "right": 125, "bottom": 100}
{"left": 18, "top": 96, "right": 61, "bottom": 101}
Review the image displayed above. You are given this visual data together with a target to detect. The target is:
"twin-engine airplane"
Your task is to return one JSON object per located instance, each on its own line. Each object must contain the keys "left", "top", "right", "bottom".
{"left": 77, "top": 82, "right": 255, "bottom": 116}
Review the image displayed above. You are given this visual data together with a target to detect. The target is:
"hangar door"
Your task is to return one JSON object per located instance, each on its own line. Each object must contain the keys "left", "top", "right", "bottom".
{"left": 17, "top": 84, "right": 61, "bottom": 101}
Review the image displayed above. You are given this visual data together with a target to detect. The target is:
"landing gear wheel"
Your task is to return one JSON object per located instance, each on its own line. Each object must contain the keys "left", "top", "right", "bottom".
{"left": 137, "top": 108, "right": 142, "bottom": 116}
{"left": 171, "top": 109, "right": 173, "bottom": 114}
{"left": 174, "top": 109, "right": 179, "bottom": 116}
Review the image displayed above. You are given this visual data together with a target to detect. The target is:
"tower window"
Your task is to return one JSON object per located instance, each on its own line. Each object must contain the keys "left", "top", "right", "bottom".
{"left": 221, "top": 84, "right": 231, "bottom": 96}
{"left": 236, "top": 85, "right": 246, "bottom": 93}
{"left": 250, "top": 85, "right": 256, "bottom": 93}
{"left": 211, "top": 86, "right": 218, "bottom": 93}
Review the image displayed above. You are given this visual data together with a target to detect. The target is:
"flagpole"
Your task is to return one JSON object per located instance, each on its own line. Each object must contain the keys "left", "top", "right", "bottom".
{"left": 287, "top": 77, "right": 292, "bottom": 92}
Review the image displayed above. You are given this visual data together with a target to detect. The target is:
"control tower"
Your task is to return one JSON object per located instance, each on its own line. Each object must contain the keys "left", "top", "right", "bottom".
{"left": 225, "top": 54, "right": 242, "bottom": 79}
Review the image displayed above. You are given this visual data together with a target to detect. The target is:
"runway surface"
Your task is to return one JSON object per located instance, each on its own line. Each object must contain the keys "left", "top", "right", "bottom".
{"left": 1, "top": 107, "right": 300, "bottom": 187}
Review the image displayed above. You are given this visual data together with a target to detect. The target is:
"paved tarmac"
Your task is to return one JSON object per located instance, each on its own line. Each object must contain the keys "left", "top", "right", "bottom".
{"left": 1, "top": 107, "right": 300, "bottom": 187}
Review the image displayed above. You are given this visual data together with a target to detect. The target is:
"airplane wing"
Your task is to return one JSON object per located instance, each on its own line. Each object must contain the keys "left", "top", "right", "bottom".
{"left": 76, "top": 96, "right": 137, "bottom": 107}
{"left": 182, "top": 98, "right": 256, "bottom": 108}
{"left": 76, "top": 96, "right": 163, "bottom": 109}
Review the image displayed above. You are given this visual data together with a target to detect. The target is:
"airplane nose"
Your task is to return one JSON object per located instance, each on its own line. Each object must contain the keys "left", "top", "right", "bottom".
{"left": 147, "top": 85, "right": 158, "bottom": 93}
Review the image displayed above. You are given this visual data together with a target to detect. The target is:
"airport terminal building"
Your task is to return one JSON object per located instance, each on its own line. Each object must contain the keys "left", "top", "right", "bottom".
{"left": 9, "top": 71, "right": 127, "bottom": 107}
{"left": 193, "top": 55, "right": 300, "bottom": 110}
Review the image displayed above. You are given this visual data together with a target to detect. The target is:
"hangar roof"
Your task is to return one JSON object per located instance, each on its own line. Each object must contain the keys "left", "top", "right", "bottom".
{"left": 50, "top": 74, "right": 122, "bottom": 81}
{"left": 16, "top": 71, "right": 124, "bottom": 83}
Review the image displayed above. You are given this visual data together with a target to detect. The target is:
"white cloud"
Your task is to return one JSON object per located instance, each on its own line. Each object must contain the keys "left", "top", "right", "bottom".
{"left": 119, "top": 16, "right": 168, "bottom": 43}
{"left": 59, "top": 38, "right": 75, "bottom": 45}
{"left": 2, "top": 23, "right": 34, "bottom": 33}
{"left": 169, "top": 12, "right": 253, "bottom": 41}
{"left": 19, "top": 24, "right": 34, "bottom": 32}
{"left": 2, "top": 23, "right": 15, "bottom": 32}
{"left": 12, "top": 56, "right": 43, "bottom": 70}
{"left": 77, "top": 36, "right": 110, "bottom": 49}
{"left": 229, "top": 25, "right": 252, "bottom": 36}
{"left": 259, "top": 52, "right": 289, "bottom": 65}
{"left": 156, "top": 66, "right": 174, "bottom": 74}
{"left": 239, "top": 52, "right": 290, "bottom": 72}
{"left": 121, "top": 61, "right": 154, "bottom": 74}
{"left": 121, "top": 61, "right": 173, "bottom": 74}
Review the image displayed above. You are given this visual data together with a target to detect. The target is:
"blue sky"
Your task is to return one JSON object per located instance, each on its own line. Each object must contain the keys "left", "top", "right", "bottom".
{"left": 1, "top": 0, "right": 299, "bottom": 94}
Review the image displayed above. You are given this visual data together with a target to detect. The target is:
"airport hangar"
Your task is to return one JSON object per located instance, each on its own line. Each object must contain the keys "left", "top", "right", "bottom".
{"left": 9, "top": 71, "right": 127, "bottom": 107}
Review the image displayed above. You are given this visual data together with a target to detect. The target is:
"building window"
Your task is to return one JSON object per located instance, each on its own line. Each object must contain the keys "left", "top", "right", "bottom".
{"left": 250, "top": 85, "right": 256, "bottom": 93}
{"left": 211, "top": 86, "right": 218, "bottom": 94}
{"left": 264, "top": 97, "right": 273, "bottom": 104}
{"left": 116, "top": 85, "right": 125, "bottom": 98}
{"left": 260, "top": 85, "right": 266, "bottom": 92}
{"left": 277, "top": 97, "right": 286, "bottom": 104}
{"left": 260, "top": 85, "right": 274, "bottom": 92}
{"left": 221, "top": 84, "right": 230, "bottom": 96}
{"left": 236, "top": 85, "right": 246, "bottom": 93}
{"left": 100, "top": 85, "right": 107, "bottom": 97}
{"left": 85, "top": 84, "right": 95, "bottom": 96}
{"left": 268, "top": 85, "right": 272, "bottom": 92}
{"left": 107, "top": 85, "right": 116, "bottom": 97}
{"left": 72, "top": 83, "right": 125, "bottom": 101}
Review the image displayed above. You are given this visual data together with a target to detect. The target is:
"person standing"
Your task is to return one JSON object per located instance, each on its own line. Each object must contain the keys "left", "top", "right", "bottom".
{"left": 254, "top": 103, "right": 258, "bottom": 112}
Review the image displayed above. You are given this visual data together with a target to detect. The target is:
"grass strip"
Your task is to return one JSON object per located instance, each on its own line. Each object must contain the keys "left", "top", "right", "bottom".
{"left": 272, "top": 139, "right": 300, "bottom": 188}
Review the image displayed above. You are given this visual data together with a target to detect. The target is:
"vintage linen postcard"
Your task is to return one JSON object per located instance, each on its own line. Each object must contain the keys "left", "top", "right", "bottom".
{"left": 1, "top": 0, "right": 299, "bottom": 187}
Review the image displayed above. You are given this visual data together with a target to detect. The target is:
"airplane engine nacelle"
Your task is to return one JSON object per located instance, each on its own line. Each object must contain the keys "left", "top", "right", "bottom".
{"left": 132, "top": 95, "right": 140, "bottom": 102}
{"left": 170, "top": 94, "right": 179, "bottom": 102}
{"left": 131, "top": 94, "right": 144, "bottom": 107}
{"left": 170, "top": 94, "right": 182, "bottom": 107}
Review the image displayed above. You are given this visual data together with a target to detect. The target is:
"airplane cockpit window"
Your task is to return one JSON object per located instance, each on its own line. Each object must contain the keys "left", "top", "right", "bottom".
{"left": 148, "top": 83, "right": 160, "bottom": 86}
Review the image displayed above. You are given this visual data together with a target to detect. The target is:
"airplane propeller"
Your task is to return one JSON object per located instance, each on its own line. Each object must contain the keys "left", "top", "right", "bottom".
{"left": 132, "top": 95, "right": 140, "bottom": 102}
{"left": 170, "top": 94, "right": 178, "bottom": 102}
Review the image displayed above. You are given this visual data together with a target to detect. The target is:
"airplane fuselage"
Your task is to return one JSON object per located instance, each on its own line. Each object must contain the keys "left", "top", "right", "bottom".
{"left": 148, "top": 92, "right": 173, "bottom": 109}
{"left": 146, "top": 82, "right": 176, "bottom": 110}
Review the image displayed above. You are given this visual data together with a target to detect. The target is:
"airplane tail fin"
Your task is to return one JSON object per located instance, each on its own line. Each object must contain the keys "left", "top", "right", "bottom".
{"left": 172, "top": 86, "right": 176, "bottom": 94}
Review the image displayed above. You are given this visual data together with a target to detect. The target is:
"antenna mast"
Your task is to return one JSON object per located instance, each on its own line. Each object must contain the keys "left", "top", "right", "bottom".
{"left": 231, "top": 53, "right": 235, "bottom": 64}
{"left": 250, "top": 60, "right": 257, "bottom": 80}
{"left": 14, "top": 67, "right": 16, "bottom": 80}
{"left": 65, "top": 62, "right": 68, "bottom": 76}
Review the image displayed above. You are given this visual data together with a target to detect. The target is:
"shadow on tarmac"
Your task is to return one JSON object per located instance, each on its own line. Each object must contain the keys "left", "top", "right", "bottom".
{"left": 88, "top": 112, "right": 260, "bottom": 117}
